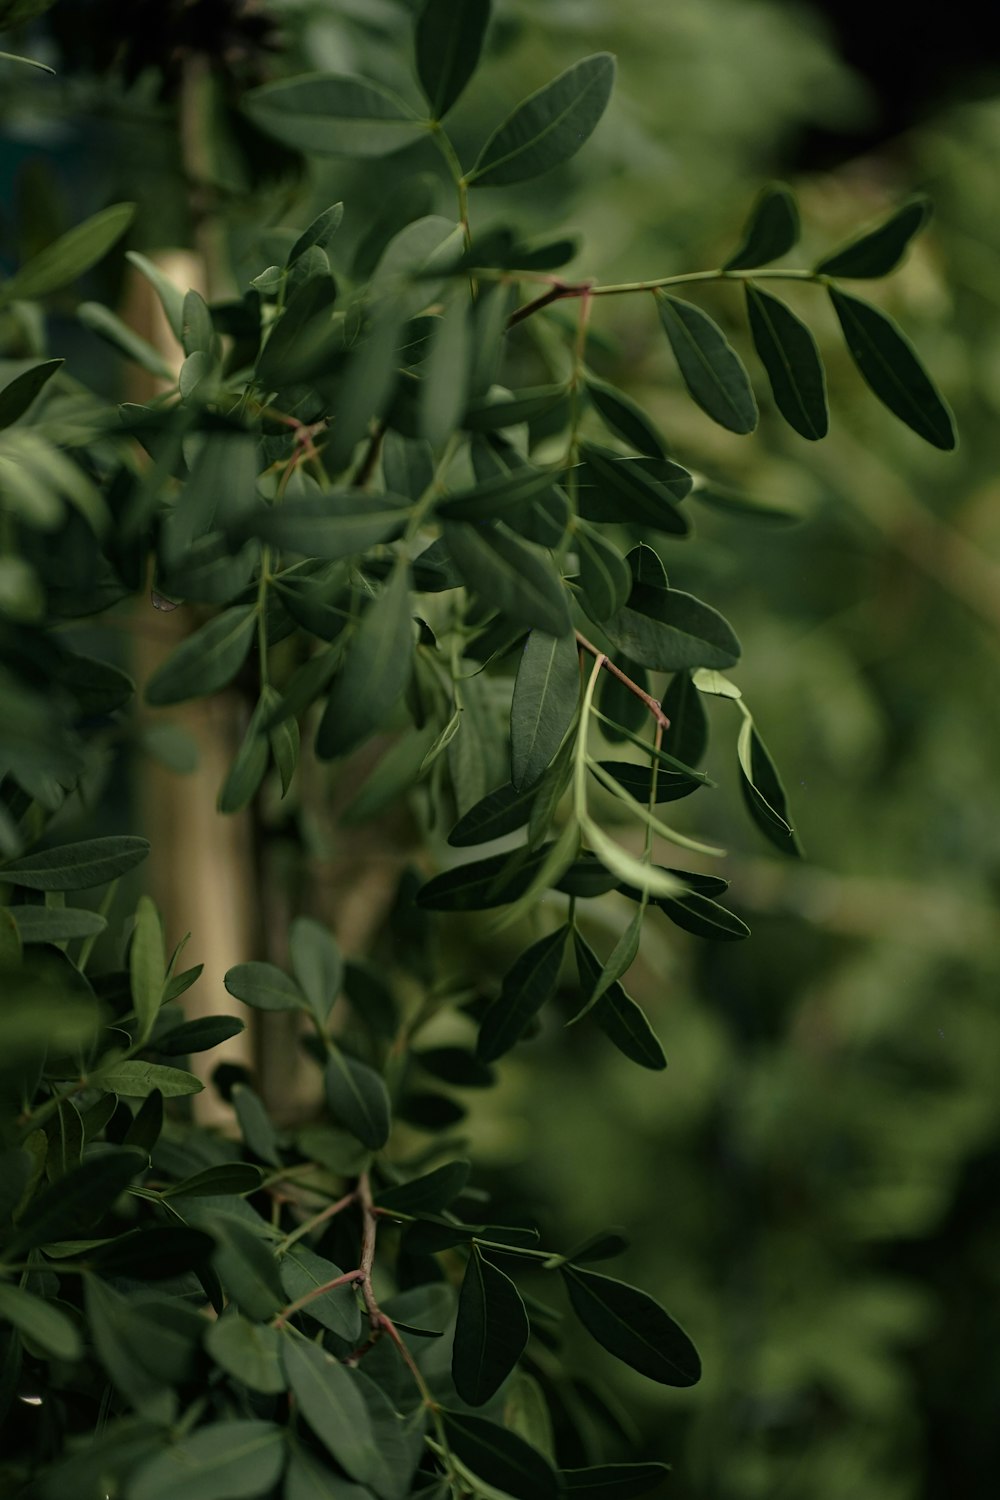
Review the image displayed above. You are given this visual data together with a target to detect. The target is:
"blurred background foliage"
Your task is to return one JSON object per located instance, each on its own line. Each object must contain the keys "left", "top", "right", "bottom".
{"left": 2, "top": 0, "right": 999, "bottom": 1495}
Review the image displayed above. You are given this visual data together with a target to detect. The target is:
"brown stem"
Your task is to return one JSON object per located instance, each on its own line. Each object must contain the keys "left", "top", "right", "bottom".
{"left": 506, "top": 280, "right": 594, "bottom": 330}
{"left": 357, "top": 1171, "right": 380, "bottom": 1334}
{"left": 575, "top": 631, "right": 671, "bottom": 732}
{"left": 351, "top": 419, "right": 387, "bottom": 488}
{"left": 272, "top": 1268, "right": 364, "bottom": 1328}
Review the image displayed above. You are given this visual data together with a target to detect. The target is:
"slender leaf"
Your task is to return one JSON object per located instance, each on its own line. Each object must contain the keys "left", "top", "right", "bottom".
{"left": 0, "top": 358, "right": 64, "bottom": 430}
{"left": 815, "top": 195, "right": 931, "bottom": 278}
{"left": 453, "top": 1245, "right": 529, "bottom": 1405}
{"left": 745, "top": 284, "right": 828, "bottom": 440}
{"left": 225, "top": 961, "right": 305, "bottom": 1012}
{"left": 583, "top": 374, "right": 669, "bottom": 458}
{"left": 573, "top": 933, "right": 667, "bottom": 1070}
{"left": 448, "top": 782, "right": 536, "bottom": 847}
{"left": 477, "top": 924, "right": 569, "bottom": 1062}
{"left": 421, "top": 294, "right": 472, "bottom": 448}
{"left": 145, "top": 606, "right": 257, "bottom": 706}
{"left": 248, "top": 493, "right": 410, "bottom": 560}
{"left": 1, "top": 835, "right": 149, "bottom": 892}
{"left": 157, "top": 1016, "right": 246, "bottom": 1056}
{"left": 444, "top": 522, "right": 571, "bottom": 638}
{"left": 416, "top": 0, "right": 491, "bottom": 119}
{"left": 660, "top": 890, "right": 750, "bottom": 941}
{"left": 601, "top": 585, "right": 741, "bottom": 672}
{"left": 561, "top": 1265, "right": 701, "bottom": 1386}
{"left": 317, "top": 562, "right": 413, "bottom": 759}
{"left": 282, "top": 1335, "right": 378, "bottom": 1485}
{"left": 288, "top": 202, "right": 345, "bottom": 264}
{"left": 561, "top": 1463, "right": 672, "bottom": 1498}
{"left": 828, "top": 287, "right": 956, "bottom": 449}
{"left": 0, "top": 203, "right": 134, "bottom": 304}
{"left": 442, "top": 1411, "right": 559, "bottom": 1500}
{"left": 124, "top": 251, "right": 185, "bottom": 338}
{"left": 469, "top": 53, "right": 615, "bottom": 188}
{"left": 723, "top": 184, "right": 799, "bottom": 270}
{"left": 510, "top": 629, "right": 580, "bottom": 790}
{"left": 657, "top": 293, "right": 757, "bottom": 433}
{"left": 575, "top": 442, "right": 691, "bottom": 534}
{"left": 130, "top": 895, "right": 165, "bottom": 1045}
{"left": 737, "top": 714, "right": 802, "bottom": 857}
{"left": 244, "top": 74, "right": 426, "bottom": 157}
{"left": 325, "top": 1047, "right": 391, "bottom": 1149}
{"left": 162, "top": 1164, "right": 263, "bottom": 1198}
{"left": 378, "top": 1160, "right": 471, "bottom": 1215}
{"left": 129, "top": 1420, "right": 286, "bottom": 1500}
{"left": 575, "top": 523, "right": 632, "bottom": 621}
{"left": 594, "top": 761, "right": 699, "bottom": 805}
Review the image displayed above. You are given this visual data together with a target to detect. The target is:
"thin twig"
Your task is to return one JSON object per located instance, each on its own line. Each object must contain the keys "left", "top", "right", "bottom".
{"left": 576, "top": 631, "right": 671, "bottom": 731}
{"left": 357, "top": 1170, "right": 381, "bottom": 1334}
{"left": 506, "top": 279, "right": 594, "bottom": 330}
{"left": 351, "top": 418, "right": 387, "bottom": 488}
{"left": 277, "top": 1189, "right": 357, "bottom": 1255}
{"left": 272, "top": 1268, "right": 364, "bottom": 1328}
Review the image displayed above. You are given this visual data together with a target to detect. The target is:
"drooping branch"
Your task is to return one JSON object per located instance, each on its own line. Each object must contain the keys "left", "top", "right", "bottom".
{"left": 576, "top": 631, "right": 671, "bottom": 732}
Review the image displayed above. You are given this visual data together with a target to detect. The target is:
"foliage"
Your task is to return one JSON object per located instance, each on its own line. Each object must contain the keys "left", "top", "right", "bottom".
{"left": 0, "top": 2, "right": 961, "bottom": 1498}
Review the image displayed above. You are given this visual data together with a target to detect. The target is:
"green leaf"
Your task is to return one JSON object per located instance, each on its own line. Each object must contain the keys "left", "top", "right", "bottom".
{"left": 162, "top": 1163, "right": 264, "bottom": 1199}
{"left": 325, "top": 1047, "right": 391, "bottom": 1149}
{"left": 124, "top": 251, "right": 185, "bottom": 339}
{"left": 0, "top": 202, "right": 134, "bottom": 305}
{"left": 129, "top": 1420, "right": 286, "bottom": 1500}
{"left": 247, "top": 493, "right": 410, "bottom": 560}
{"left": 225, "top": 960, "right": 305, "bottom": 1012}
{"left": 478, "top": 925, "right": 569, "bottom": 1062}
{"left": 815, "top": 196, "right": 931, "bottom": 278}
{"left": 157, "top": 1015, "right": 246, "bottom": 1056}
{"left": 280, "top": 1248, "right": 362, "bottom": 1342}
{"left": 737, "top": 715, "right": 802, "bottom": 857}
{"left": 1, "top": 835, "right": 149, "bottom": 892}
{"left": 95, "top": 1060, "right": 203, "bottom": 1098}
{"left": 745, "top": 284, "right": 828, "bottom": 440}
{"left": 211, "top": 1214, "right": 285, "bottom": 1321}
{"left": 218, "top": 692, "right": 272, "bottom": 814}
{"left": 444, "top": 522, "right": 571, "bottom": 638}
{"left": 416, "top": 0, "right": 491, "bottom": 118}
{"left": 561, "top": 1463, "right": 672, "bottom": 1498}
{"left": 87, "top": 1226, "right": 213, "bottom": 1279}
{"left": 145, "top": 606, "right": 257, "bottom": 707}
{"left": 11, "top": 1149, "right": 146, "bottom": 1253}
{"left": 84, "top": 1276, "right": 174, "bottom": 1416}
{"left": 284, "top": 1449, "right": 371, "bottom": 1500}
{"left": 573, "top": 933, "right": 666, "bottom": 1070}
{"left": 656, "top": 293, "right": 757, "bottom": 434}
{"left": 255, "top": 274, "right": 338, "bottom": 389}
{"left": 723, "top": 183, "right": 799, "bottom": 271}
{"left": 282, "top": 1335, "right": 378, "bottom": 1486}
{"left": 378, "top": 1159, "right": 471, "bottom": 1216}
{"left": 6, "top": 905, "right": 106, "bottom": 942}
{"left": 232, "top": 1084, "right": 282, "bottom": 1168}
{"left": 601, "top": 585, "right": 741, "bottom": 672}
{"left": 124, "top": 1090, "right": 164, "bottom": 1155}
{"left": 206, "top": 1313, "right": 287, "bottom": 1394}
{"left": 289, "top": 202, "right": 345, "bottom": 264}
{"left": 660, "top": 889, "right": 749, "bottom": 941}
{"left": 442, "top": 1410, "right": 559, "bottom": 1500}
{"left": 575, "top": 442, "right": 691, "bottom": 534}
{"left": 510, "top": 629, "right": 580, "bottom": 791}
{"left": 78, "top": 301, "right": 175, "bottom": 379}
{"left": 453, "top": 1244, "right": 529, "bottom": 1405}
{"left": 0, "top": 1283, "right": 81, "bottom": 1361}
{"left": 182, "top": 289, "right": 215, "bottom": 357}
{"left": 0, "top": 358, "right": 63, "bottom": 429}
{"left": 438, "top": 464, "right": 560, "bottom": 523}
{"left": 290, "top": 917, "right": 342, "bottom": 1026}
{"left": 464, "top": 383, "right": 568, "bottom": 431}
{"left": 130, "top": 895, "right": 166, "bottom": 1046}
{"left": 448, "top": 782, "right": 537, "bottom": 847}
{"left": 418, "top": 843, "right": 565, "bottom": 912}
{"left": 594, "top": 761, "right": 699, "bottom": 805}
{"left": 421, "top": 294, "right": 472, "bottom": 449}
{"left": 317, "top": 562, "right": 414, "bottom": 759}
{"left": 575, "top": 523, "right": 632, "bottom": 621}
{"left": 661, "top": 672, "right": 708, "bottom": 768}
{"left": 583, "top": 374, "right": 669, "bottom": 458}
{"left": 828, "top": 287, "right": 956, "bottom": 450}
{"left": 469, "top": 53, "right": 615, "bottom": 188}
{"left": 560, "top": 1264, "right": 700, "bottom": 1386}
{"left": 244, "top": 73, "right": 427, "bottom": 157}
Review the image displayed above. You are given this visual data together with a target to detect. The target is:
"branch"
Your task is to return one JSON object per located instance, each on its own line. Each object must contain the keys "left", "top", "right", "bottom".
{"left": 506, "top": 279, "right": 594, "bottom": 330}
{"left": 576, "top": 631, "right": 671, "bottom": 732}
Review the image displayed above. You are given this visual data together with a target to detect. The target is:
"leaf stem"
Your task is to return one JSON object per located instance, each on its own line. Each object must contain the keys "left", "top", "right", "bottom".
{"left": 505, "top": 265, "right": 825, "bottom": 328}
{"left": 275, "top": 1190, "right": 357, "bottom": 1255}
{"left": 575, "top": 631, "right": 670, "bottom": 732}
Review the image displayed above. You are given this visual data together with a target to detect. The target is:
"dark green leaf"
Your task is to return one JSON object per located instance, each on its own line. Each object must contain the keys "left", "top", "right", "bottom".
{"left": 575, "top": 523, "right": 632, "bottom": 621}
{"left": 129, "top": 1420, "right": 285, "bottom": 1500}
{"left": 131, "top": 894, "right": 165, "bottom": 1045}
{"left": 290, "top": 916, "right": 342, "bottom": 1026}
{"left": 88, "top": 1226, "right": 213, "bottom": 1279}
{"left": 211, "top": 1214, "right": 285, "bottom": 1321}
{"left": 453, "top": 1245, "right": 529, "bottom": 1405}
{"left": 218, "top": 692, "right": 272, "bottom": 814}
{"left": 469, "top": 434, "right": 569, "bottom": 546}
{"left": 444, "top": 522, "right": 571, "bottom": 638}
{"left": 163, "top": 1163, "right": 264, "bottom": 1198}
{"left": 80, "top": 301, "right": 176, "bottom": 377}
{"left": 510, "top": 629, "right": 580, "bottom": 791}
{"left": 156, "top": 1015, "right": 246, "bottom": 1056}
{"left": 661, "top": 672, "right": 708, "bottom": 768}
{"left": 206, "top": 1312, "right": 287, "bottom": 1394}
{"left": 0, "top": 203, "right": 134, "bottom": 304}
{"left": 477, "top": 925, "right": 569, "bottom": 1062}
{"left": 442, "top": 1410, "right": 559, "bottom": 1499}
{"left": 325, "top": 1047, "right": 391, "bottom": 1149}
{"left": 575, "top": 442, "right": 691, "bottom": 534}
{"left": 737, "top": 716, "right": 802, "bottom": 857}
{"left": 124, "top": 1089, "right": 164, "bottom": 1154}
{"left": 601, "top": 586, "right": 741, "bottom": 672}
{"left": 660, "top": 890, "right": 750, "bottom": 940}
{"left": 418, "top": 844, "right": 560, "bottom": 912}
{"left": 448, "top": 782, "right": 536, "bottom": 847}
{"left": 378, "top": 1160, "right": 471, "bottom": 1215}
{"left": 282, "top": 1335, "right": 378, "bottom": 1485}
{"left": 280, "top": 1247, "right": 362, "bottom": 1342}
{"left": 463, "top": 382, "right": 567, "bottom": 431}
{"left": 0, "top": 1283, "right": 80, "bottom": 1361}
{"left": 594, "top": 760, "right": 700, "bottom": 804}
{"left": 469, "top": 53, "right": 615, "bottom": 188}
{"left": 415, "top": 1047, "right": 493, "bottom": 1087}
{"left": 248, "top": 492, "right": 410, "bottom": 560}
{"left": 317, "top": 562, "right": 413, "bottom": 759}
{"left": 254, "top": 275, "right": 338, "bottom": 388}
{"left": 745, "top": 284, "right": 828, "bottom": 440}
{"left": 815, "top": 196, "right": 931, "bottom": 278}
{"left": 145, "top": 607, "right": 257, "bottom": 706}
{"left": 689, "top": 481, "right": 801, "bottom": 524}
{"left": 288, "top": 202, "right": 345, "bottom": 264}
{"left": 11, "top": 1149, "right": 146, "bottom": 1253}
{"left": 438, "top": 464, "right": 559, "bottom": 522}
{"left": 828, "top": 287, "right": 956, "bottom": 449}
{"left": 7, "top": 905, "right": 106, "bottom": 942}
{"left": 421, "top": 295, "right": 472, "bottom": 449}
{"left": 284, "top": 1448, "right": 370, "bottom": 1500}
{"left": 656, "top": 293, "right": 757, "bottom": 433}
{"left": 0, "top": 358, "right": 63, "bottom": 429}
{"left": 244, "top": 74, "right": 426, "bottom": 157}
{"left": 1, "top": 835, "right": 150, "bottom": 891}
{"left": 561, "top": 1264, "right": 700, "bottom": 1386}
{"left": 561, "top": 1462, "right": 672, "bottom": 1497}
{"left": 416, "top": 0, "right": 491, "bottom": 118}
{"left": 723, "top": 184, "right": 799, "bottom": 270}
{"left": 555, "top": 853, "right": 619, "bottom": 898}
{"left": 574, "top": 934, "right": 666, "bottom": 1071}
{"left": 232, "top": 1083, "right": 282, "bottom": 1167}
{"left": 583, "top": 374, "right": 669, "bottom": 457}
{"left": 225, "top": 960, "right": 305, "bottom": 1012}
